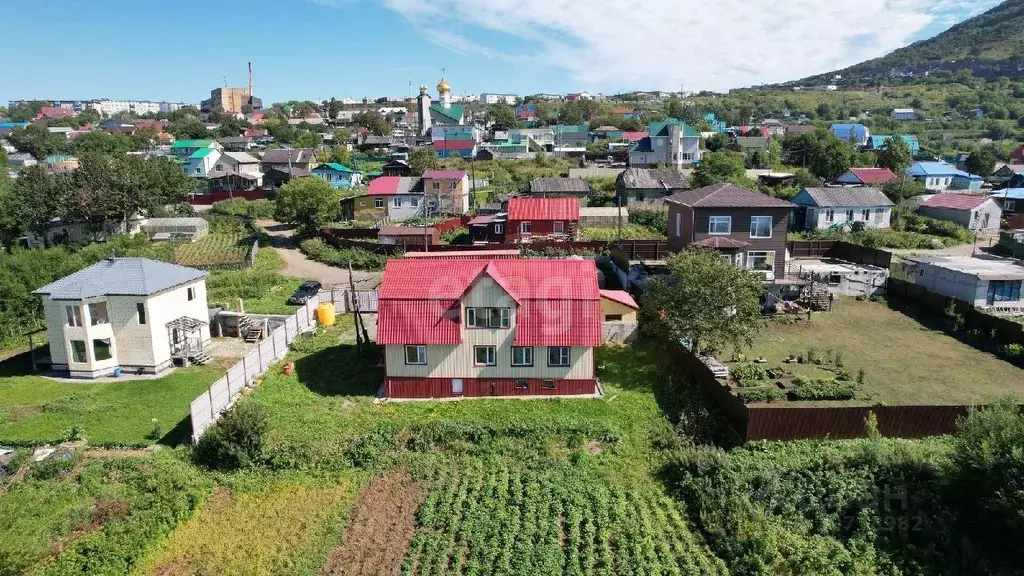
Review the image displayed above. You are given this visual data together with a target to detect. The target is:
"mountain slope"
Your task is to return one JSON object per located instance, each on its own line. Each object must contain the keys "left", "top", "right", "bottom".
{"left": 790, "top": 0, "right": 1024, "bottom": 86}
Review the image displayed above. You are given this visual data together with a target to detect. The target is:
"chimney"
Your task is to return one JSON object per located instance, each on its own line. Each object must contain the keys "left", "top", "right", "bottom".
{"left": 108, "top": 250, "right": 117, "bottom": 262}
{"left": 248, "top": 62, "right": 253, "bottom": 104}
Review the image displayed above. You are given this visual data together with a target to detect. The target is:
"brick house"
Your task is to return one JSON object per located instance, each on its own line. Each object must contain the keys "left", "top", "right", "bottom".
{"left": 506, "top": 197, "right": 580, "bottom": 242}
{"left": 665, "top": 183, "right": 794, "bottom": 279}
{"left": 377, "top": 258, "right": 601, "bottom": 398}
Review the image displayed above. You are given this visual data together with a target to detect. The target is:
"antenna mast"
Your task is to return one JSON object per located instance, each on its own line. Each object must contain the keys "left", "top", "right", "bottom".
{"left": 222, "top": 73, "right": 228, "bottom": 88}
{"left": 248, "top": 62, "right": 254, "bottom": 103}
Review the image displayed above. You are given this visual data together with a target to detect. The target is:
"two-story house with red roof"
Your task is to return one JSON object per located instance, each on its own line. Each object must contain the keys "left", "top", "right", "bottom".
{"left": 377, "top": 258, "right": 601, "bottom": 398}
{"left": 505, "top": 197, "right": 580, "bottom": 242}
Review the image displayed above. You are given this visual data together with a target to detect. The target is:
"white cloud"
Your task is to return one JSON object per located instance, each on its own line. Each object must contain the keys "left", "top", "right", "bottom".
{"left": 376, "top": 0, "right": 1001, "bottom": 91}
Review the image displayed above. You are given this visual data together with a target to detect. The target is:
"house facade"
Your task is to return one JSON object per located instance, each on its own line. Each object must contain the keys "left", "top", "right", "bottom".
{"left": 260, "top": 148, "right": 316, "bottom": 173}
{"left": 918, "top": 194, "right": 1002, "bottom": 230}
{"left": 377, "top": 258, "right": 601, "bottom": 399}
{"left": 169, "top": 139, "right": 220, "bottom": 162}
{"left": 616, "top": 168, "right": 690, "bottom": 204}
{"left": 666, "top": 183, "right": 794, "bottom": 279}
{"left": 311, "top": 163, "right": 361, "bottom": 189}
{"left": 892, "top": 108, "right": 915, "bottom": 120}
{"left": 791, "top": 187, "right": 893, "bottom": 230}
{"left": 629, "top": 119, "right": 701, "bottom": 169}
{"left": 911, "top": 256, "right": 1024, "bottom": 310}
{"left": 829, "top": 124, "right": 870, "bottom": 147}
{"left": 361, "top": 176, "right": 424, "bottom": 221}
{"left": 422, "top": 170, "right": 470, "bottom": 215}
{"left": 506, "top": 197, "right": 580, "bottom": 242}
{"left": 834, "top": 167, "right": 898, "bottom": 186}
{"left": 33, "top": 257, "right": 210, "bottom": 379}
{"left": 908, "top": 162, "right": 983, "bottom": 191}
{"left": 184, "top": 147, "right": 222, "bottom": 178}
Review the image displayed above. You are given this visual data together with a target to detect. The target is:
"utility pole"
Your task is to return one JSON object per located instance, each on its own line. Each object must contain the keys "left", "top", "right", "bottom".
{"left": 348, "top": 260, "right": 362, "bottom": 352}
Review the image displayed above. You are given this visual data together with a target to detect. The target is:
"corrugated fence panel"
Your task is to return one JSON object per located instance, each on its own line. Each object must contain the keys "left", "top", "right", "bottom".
{"left": 746, "top": 405, "right": 971, "bottom": 441}
{"left": 259, "top": 340, "right": 275, "bottom": 371}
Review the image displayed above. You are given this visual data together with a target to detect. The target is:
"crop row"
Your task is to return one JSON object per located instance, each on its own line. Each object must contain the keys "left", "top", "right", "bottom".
{"left": 174, "top": 233, "right": 250, "bottom": 267}
{"left": 401, "top": 462, "right": 726, "bottom": 576}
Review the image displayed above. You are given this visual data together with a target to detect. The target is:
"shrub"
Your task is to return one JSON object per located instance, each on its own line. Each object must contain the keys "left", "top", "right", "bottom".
{"left": 440, "top": 226, "right": 469, "bottom": 244}
{"left": 581, "top": 224, "right": 665, "bottom": 241}
{"left": 628, "top": 207, "right": 668, "bottom": 235}
{"left": 194, "top": 402, "right": 269, "bottom": 470}
{"left": 210, "top": 198, "right": 277, "bottom": 219}
{"left": 1004, "top": 343, "right": 1023, "bottom": 358}
{"left": 732, "top": 362, "right": 768, "bottom": 382}
{"left": 738, "top": 378, "right": 767, "bottom": 388}
{"left": 737, "top": 388, "right": 784, "bottom": 403}
{"left": 299, "top": 238, "right": 391, "bottom": 271}
{"left": 789, "top": 379, "right": 856, "bottom": 401}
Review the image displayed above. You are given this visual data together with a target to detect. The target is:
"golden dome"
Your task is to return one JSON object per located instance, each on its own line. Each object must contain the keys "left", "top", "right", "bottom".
{"left": 437, "top": 77, "right": 451, "bottom": 93}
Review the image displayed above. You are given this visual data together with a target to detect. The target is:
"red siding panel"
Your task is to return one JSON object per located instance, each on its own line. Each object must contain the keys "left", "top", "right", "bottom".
{"left": 385, "top": 377, "right": 597, "bottom": 398}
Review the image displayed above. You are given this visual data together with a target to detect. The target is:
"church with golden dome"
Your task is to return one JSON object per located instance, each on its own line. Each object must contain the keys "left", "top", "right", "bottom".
{"left": 416, "top": 74, "right": 466, "bottom": 136}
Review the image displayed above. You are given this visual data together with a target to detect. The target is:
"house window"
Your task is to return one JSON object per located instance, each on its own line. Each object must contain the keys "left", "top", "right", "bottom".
{"left": 474, "top": 345, "right": 497, "bottom": 366}
{"left": 826, "top": 209, "right": 835, "bottom": 222}
{"left": 845, "top": 210, "right": 854, "bottom": 221}
{"left": 195, "top": 168, "right": 200, "bottom": 174}
{"left": 466, "top": 307, "right": 510, "bottom": 328}
{"left": 543, "top": 379, "right": 556, "bottom": 390}
{"left": 449, "top": 182, "right": 456, "bottom": 190}
{"left": 708, "top": 216, "right": 732, "bottom": 235}
{"left": 432, "top": 182, "right": 440, "bottom": 190}
{"left": 605, "top": 314, "right": 624, "bottom": 321}
{"left": 374, "top": 198, "right": 385, "bottom": 208}
{"left": 411, "top": 197, "right": 419, "bottom": 207}
{"left": 393, "top": 197, "right": 402, "bottom": 207}
{"left": 187, "top": 287, "right": 195, "bottom": 301}
{"left": 494, "top": 224, "right": 503, "bottom": 234}
{"left": 66, "top": 305, "right": 83, "bottom": 327}
{"left": 874, "top": 208, "right": 885, "bottom": 222}
{"left": 93, "top": 338, "right": 112, "bottom": 361}
{"left": 553, "top": 221, "right": 564, "bottom": 234}
{"left": 70, "top": 340, "right": 87, "bottom": 363}
{"left": 511, "top": 346, "right": 533, "bottom": 366}
{"left": 88, "top": 302, "right": 109, "bottom": 325}
{"left": 749, "top": 216, "right": 772, "bottom": 238}
{"left": 520, "top": 221, "right": 532, "bottom": 234}
{"left": 515, "top": 379, "right": 529, "bottom": 390}
{"left": 1005, "top": 200, "right": 1016, "bottom": 212}
{"left": 547, "top": 346, "right": 570, "bottom": 367}
{"left": 861, "top": 209, "right": 870, "bottom": 220}
{"left": 987, "top": 280, "right": 1022, "bottom": 304}
{"left": 404, "top": 345, "right": 426, "bottom": 365}
{"left": 215, "top": 164, "right": 223, "bottom": 171}
{"left": 675, "top": 213, "right": 681, "bottom": 237}
{"left": 747, "top": 251, "right": 775, "bottom": 271}
{"left": 137, "top": 303, "right": 147, "bottom": 325}
{"left": 635, "top": 191, "right": 645, "bottom": 202}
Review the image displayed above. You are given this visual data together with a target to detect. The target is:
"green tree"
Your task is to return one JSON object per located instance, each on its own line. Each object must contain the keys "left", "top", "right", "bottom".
{"left": 8, "top": 125, "right": 66, "bottom": 158}
{"left": 641, "top": 247, "right": 764, "bottom": 354}
{"left": 964, "top": 147, "right": 997, "bottom": 177}
{"left": 215, "top": 117, "right": 249, "bottom": 138}
{"left": 705, "top": 133, "right": 727, "bottom": 152}
{"left": 327, "top": 97, "right": 344, "bottom": 120}
{"left": 816, "top": 103, "right": 832, "bottom": 120}
{"left": 809, "top": 132, "right": 854, "bottom": 181}
{"left": 68, "top": 131, "right": 133, "bottom": 157}
{"left": 409, "top": 146, "right": 438, "bottom": 175}
{"left": 486, "top": 103, "right": 519, "bottom": 129}
{"left": 130, "top": 126, "right": 160, "bottom": 150}
{"left": 354, "top": 110, "right": 390, "bottom": 136}
{"left": 293, "top": 130, "right": 322, "bottom": 149}
{"left": 329, "top": 146, "right": 351, "bottom": 166}
{"left": 881, "top": 178, "right": 925, "bottom": 204}
{"left": 12, "top": 166, "right": 71, "bottom": 247}
{"left": 690, "top": 151, "right": 747, "bottom": 187}
{"left": 167, "top": 118, "right": 209, "bottom": 140}
{"left": 876, "top": 136, "right": 913, "bottom": 175}
{"left": 274, "top": 177, "right": 342, "bottom": 236}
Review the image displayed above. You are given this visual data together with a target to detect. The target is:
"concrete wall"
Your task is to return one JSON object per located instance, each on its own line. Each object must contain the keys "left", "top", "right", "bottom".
{"left": 915, "top": 263, "right": 987, "bottom": 306}
{"left": 384, "top": 276, "right": 594, "bottom": 380}
{"left": 580, "top": 208, "right": 629, "bottom": 229}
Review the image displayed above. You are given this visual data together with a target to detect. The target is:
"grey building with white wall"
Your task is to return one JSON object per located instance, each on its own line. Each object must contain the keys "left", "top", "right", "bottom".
{"left": 910, "top": 256, "right": 1024, "bottom": 311}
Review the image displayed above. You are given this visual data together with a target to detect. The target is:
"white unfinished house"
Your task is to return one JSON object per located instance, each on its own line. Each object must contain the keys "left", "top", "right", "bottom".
{"left": 34, "top": 255, "right": 211, "bottom": 378}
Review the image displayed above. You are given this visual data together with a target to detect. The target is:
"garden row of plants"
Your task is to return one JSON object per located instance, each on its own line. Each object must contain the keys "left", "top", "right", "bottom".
{"left": 298, "top": 238, "right": 392, "bottom": 271}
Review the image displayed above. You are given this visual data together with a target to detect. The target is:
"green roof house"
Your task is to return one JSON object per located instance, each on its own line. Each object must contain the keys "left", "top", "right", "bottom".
{"left": 630, "top": 118, "right": 701, "bottom": 169}
{"left": 169, "top": 139, "right": 221, "bottom": 161}
{"left": 312, "top": 163, "right": 363, "bottom": 189}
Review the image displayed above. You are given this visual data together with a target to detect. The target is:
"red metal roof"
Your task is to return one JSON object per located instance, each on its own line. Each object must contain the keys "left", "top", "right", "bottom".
{"left": 422, "top": 169, "right": 467, "bottom": 180}
{"left": 849, "top": 168, "right": 897, "bottom": 184}
{"left": 612, "top": 107, "right": 635, "bottom": 115}
{"left": 621, "top": 131, "right": 648, "bottom": 142}
{"left": 920, "top": 194, "right": 991, "bottom": 210}
{"left": 599, "top": 289, "right": 638, "bottom": 310}
{"left": 38, "top": 107, "right": 76, "bottom": 119}
{"left": 378, "top": 258, "right": 600, "bottom": 347}
{"left": 367, "top": 176, "right": 401, "bottom": 195}
{"left": 507, "top": 197, "right": 580, "bottom": 221}
{"left": 432, "top": 140, "right": 476, "bottom": 151}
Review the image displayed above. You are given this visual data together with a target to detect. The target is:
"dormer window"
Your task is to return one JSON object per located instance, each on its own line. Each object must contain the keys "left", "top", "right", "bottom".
{"left": 466, "top": 307, "right": 510, "bottom": 328}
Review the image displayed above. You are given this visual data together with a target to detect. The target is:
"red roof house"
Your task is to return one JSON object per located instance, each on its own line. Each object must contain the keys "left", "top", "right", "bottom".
{"left": 919, "top": 194, "right": 992, "bottom": 210}
{"left": 36, "top": 107, "right": 77, "bottom": 120}
{"left": 377, "top": 258, "right": 601, "bottom": 398}
{"left": 506, "top": 197, "right": 580, "bottom": 242}
{"left": 621, "top": 131, "right": 649, "bottom": 143}
{"left": 835, "top": 167, "right": 898, "bottom": 185}
{"left": 1010, "top": 145, "right": 1024, "bottom": 164}
{"left": 918, "top": 194, "right": 1002, "bottom": 230}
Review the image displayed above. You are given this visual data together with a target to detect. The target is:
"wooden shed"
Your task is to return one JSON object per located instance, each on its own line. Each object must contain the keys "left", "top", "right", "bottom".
{"left": 378, "top": 226, "right": 439, "bottom": 247}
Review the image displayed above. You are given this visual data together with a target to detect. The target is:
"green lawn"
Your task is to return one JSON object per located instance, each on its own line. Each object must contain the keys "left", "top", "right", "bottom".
{"left": 727, "top": 298, "right": 1024, "bottom": 406}
{"left": 0, "top": 365, "right": 221, "bottom": 446}
{"left": 206, "top": 248, "right": 305, "bottom": 315}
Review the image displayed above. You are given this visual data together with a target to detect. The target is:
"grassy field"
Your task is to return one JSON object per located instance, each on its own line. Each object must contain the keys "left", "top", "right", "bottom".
{"left": 173, "top": 232, "right": 251, "bottom": 268}
{"left": 206, "top": 248, "right": 305, "bottom": 315}
{"left": 0, "top": 363, "right": 221, "bottom": 446}
{"left": 726, "top": 298, "right": 1024, "bottom": 406}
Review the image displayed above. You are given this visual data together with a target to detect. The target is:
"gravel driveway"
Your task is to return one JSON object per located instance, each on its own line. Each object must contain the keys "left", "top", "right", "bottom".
{"left": 254, "top": 219, "right": 383, "bottom": 290}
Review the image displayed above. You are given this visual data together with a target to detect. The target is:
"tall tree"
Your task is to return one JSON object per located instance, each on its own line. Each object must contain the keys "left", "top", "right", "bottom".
{"left": 808, "top": 132, "right": 854, "bottom": 181}
{"left": 876, "top": 136, "right": 913, "bottom": 175}
{"left": 12, "top": 166, "right": 71, "bottom": 247}
{"left": 354, "top": 110, "right": 390, "bottom": 136}
{"left": 486, "top": 103, "right": 519, "bottom": 129}
{"left": 167, "top": 118, "right": 209, "bottom": 140}
{"left": 640, "top": 247, "right": 764, "bottom": 354}
{"left": 964, "top": 147, "right": 997, "bottom": 177}
{"left": 690, "top": 151, "right": 747, "bottom": 188}
{"left": 274, "top": 177, "right": 343, "bottom": 236}
{"left": 8, "top": 125, "right": 66, "bottom": 158}
{"left": 409, "top": 146, "right": 438, "bottom": 175}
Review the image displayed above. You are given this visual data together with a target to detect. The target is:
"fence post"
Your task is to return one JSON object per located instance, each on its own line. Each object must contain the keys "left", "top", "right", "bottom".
{"left": 207, "top": 388, "right": 215, "bottom": 421}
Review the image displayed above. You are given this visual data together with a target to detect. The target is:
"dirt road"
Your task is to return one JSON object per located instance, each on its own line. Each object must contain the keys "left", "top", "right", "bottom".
{"left": 888, "top": 230, "right": 1002, "bottom": 259}
{"left": 254, "top": 220, "right": 382, "bottom": 290}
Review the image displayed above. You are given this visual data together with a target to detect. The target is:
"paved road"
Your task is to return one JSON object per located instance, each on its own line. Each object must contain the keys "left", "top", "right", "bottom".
{"left": 254, "top": 219, "right": 382, "bottom": 290}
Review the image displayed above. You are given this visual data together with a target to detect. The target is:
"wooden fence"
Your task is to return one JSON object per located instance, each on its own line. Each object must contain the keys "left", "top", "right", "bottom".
{"left": 669, "top": 343, "right": 999, "bottom": 442}
{"left": 887, "top": 278, "right": 1024, "bottom": 346}
{"left": 189, "top": 297, "right": 320, "bottom": 442}
{"left": 787, "top": 240, "right": 893, "bottom": 268}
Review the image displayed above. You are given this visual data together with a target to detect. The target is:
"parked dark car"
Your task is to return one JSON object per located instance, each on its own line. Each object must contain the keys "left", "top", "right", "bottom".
{"left": 288, "top": 280, "right": 322, "bottom": 304}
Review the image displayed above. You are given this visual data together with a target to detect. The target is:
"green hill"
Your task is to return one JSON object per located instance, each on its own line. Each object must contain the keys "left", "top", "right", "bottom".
{"left": 790, "top": 0, "right": 1024, "bottom": 86}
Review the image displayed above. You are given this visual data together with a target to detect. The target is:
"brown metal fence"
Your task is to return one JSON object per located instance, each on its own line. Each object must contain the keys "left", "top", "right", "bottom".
{"left": 787, "top": 240, "right": 892, "bottom": 268}
{"left": 887, "top": 278, "right": 1024, "bottom": 346}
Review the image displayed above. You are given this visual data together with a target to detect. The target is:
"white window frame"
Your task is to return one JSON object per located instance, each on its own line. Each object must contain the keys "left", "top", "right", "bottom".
{"left": 511, "top": 346, "right": 533, "bottom": 367}
{"left": 65, "top": 305, "right": 83, "bottom": 327}
{"left": 845, "top": 209, "right": 854, "bottom": 221}
{"left": 708, "top": 216, "right": 732, "bottom": 235}
{"left": 137, "top": 302, "right": 147, "bottom": 325}
{"left": 553, "top": 221, "right": 564, "bottom": 234}
{"left": 749, "top": 216, "right": 773, "bottom": 239}
{"left": 861, "top": 209, "right": 870, "bottom": 221}
{"left": 404, "top": 345, "right": 426, "bottom": 365}
{"left": 187, "top": 287, "right": 195, "bottom": 301}
{"left": 88, "top": 302, "right": 109, "bottom": 326}
{"left": 1006, "top": 200, "right": 1016, "bottom": 211}
{"left": 746, "top": 250, "right": 776, "bottom": 271}
{"left": 474, "top": 345, "right": 497, "bottom": 366}
{"left": 825, "top": 209, "right": 835, "bottom": 222}
{"left": 69, "top": 339, "right": 87, "bottom": 363}
{"left": 520, "top": 221, "right": 532, "bottom": 234}
{"left": 410, "top": 197, "right": 418, "bottom": 207}
{"left": 494, "top": 224, "right": 503, "bottom": 234}
{"left": 374, "top": 198, "right": 385, "bottom": 208}
{"left": 547, "top": 346, "right": 570, "bottom": 367}
{"left": 675, "top": 213, "right": 681, "bottom": 237}
{"left": 466, "top": 307, "right": 510, "bottom": 329}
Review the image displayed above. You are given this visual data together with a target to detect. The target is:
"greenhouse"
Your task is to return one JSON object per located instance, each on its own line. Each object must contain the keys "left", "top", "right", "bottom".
{"left": 141, "top": 218, "right": 210, "bottom": 242}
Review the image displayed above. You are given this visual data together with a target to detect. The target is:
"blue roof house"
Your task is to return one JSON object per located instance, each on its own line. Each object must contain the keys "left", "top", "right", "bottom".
{"left": 830, "top": 124, "right": 870, "bottom": 147}
{"left": 907, "top": 162, "right": 982, "bottom": 192}
{"left": 312, "top": 163, "right": 362, "bottom": 189}
{"left": 990, "top": 188, "right": 1024, "bottom": 214}
{"left": 867, "top": 135, "right": 919, "bottom": 154}
{"left": 703, "top": 113, "right": 727, "bottom": 133}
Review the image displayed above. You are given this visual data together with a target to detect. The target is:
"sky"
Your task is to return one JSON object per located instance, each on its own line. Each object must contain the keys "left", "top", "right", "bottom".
{"left": 1, "top": 0, "right": 1004, "bottom": 106}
